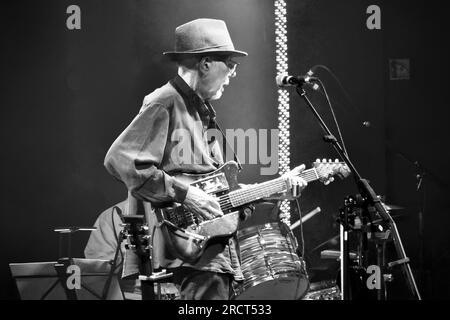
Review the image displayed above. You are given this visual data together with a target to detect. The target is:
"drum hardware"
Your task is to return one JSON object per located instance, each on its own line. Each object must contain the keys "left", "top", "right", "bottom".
{"left": 320, "top": 249, "right": 358, "bottom": 261}
{"left": 311, "top": 211, "right": 403, "bottom": 254}
{"left": 383, "top": 274, "right": 394, "bottom": 283}
{"left": 290, "top": 206, "right": 321, "bottom": 230}
{"left": 338, "top": 193, "right": 420, "bottom": 300}
{"left": 337, "top": 194, "right": 420, "bottom": 300}
{"left": 302, "top": 280, "right": 341, "bottom": 300}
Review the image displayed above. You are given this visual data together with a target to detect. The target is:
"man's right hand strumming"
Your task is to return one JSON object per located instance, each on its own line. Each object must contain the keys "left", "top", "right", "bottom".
{"left": 182, "top": 186, "right": 223, "bottom": 221}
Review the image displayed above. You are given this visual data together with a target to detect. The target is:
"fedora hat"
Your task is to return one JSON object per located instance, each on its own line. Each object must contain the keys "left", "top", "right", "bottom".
{"left": 163, "top": 18, "right": 247, "bottom": 57}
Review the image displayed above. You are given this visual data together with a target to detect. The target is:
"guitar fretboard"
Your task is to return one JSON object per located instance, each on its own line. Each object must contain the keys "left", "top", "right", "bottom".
{"left": 218, "top": 168, "right": 320, "bottom": 210}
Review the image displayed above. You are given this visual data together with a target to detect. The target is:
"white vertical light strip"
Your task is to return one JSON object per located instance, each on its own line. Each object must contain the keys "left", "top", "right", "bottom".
{"left": 275, "top": 0, "right": 291, "bottom": 225}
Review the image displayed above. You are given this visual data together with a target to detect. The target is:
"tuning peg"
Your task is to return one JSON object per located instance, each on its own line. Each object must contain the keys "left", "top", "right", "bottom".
{"left": 322, "top": 158, "right": 327, "bottom": 163}
{"left": 315, "top": 158, "right": 320, "bottom": 163}
{"left": 335, "top": 159, "right": 339, "bottom": 163}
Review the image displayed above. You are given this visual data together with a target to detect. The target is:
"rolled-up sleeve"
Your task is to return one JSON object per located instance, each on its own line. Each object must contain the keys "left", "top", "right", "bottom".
{"left": 104, "top": 102, "right": 189, "bottom": 206}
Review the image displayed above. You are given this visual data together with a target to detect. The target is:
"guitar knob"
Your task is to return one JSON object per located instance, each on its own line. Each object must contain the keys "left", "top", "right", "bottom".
{"left": 322, "top": 158, "right": 327, "bottom": 163}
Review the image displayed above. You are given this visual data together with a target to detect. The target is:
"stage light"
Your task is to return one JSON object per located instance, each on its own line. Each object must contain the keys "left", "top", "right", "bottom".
{"left": 275, "top": 0, "right": 291, "bottom": 225}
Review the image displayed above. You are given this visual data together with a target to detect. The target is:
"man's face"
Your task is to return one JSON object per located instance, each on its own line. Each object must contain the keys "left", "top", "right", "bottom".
{"left": 199, "top": 56, "right": 238, "bottom": 101}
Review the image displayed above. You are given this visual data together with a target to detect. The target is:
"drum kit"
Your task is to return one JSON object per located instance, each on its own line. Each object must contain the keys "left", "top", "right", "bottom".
{"left": 229, "top": 202, "right": 406, "bottom": 300}
{"left": 121, "top": 201, "right": 405, "bottom": 300}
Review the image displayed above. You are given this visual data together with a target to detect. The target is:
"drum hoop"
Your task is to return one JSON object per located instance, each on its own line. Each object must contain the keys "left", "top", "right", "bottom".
{"left": 235, "top": 271, "right": 308, "bottom": 295}
{"left": 237, "top": 222, "right": 282, "bottom": 237}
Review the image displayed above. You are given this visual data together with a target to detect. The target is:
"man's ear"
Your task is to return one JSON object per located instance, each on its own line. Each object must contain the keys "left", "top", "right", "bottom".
{"left": 199, "top": 56, "right": 212, "bottom": 74}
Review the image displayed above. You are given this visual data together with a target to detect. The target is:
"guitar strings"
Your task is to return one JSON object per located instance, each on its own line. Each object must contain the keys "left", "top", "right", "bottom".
{"left": 219, "top": 170, "right": 319, "bottom": 209}
{"left": 216, "top": 166, "right": 333, "bottom": 211}
{"left": 228, "top": 169, "right": 318, "bottom": 205}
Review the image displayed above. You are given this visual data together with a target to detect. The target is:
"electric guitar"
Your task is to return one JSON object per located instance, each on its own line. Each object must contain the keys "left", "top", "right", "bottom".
{"left": 156, "top": 160, "right": 350, "bottom": 263}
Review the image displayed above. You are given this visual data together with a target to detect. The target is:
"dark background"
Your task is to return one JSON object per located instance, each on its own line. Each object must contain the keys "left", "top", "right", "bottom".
{"left": 1, "top": 0, "right": 449, "bottom": 299}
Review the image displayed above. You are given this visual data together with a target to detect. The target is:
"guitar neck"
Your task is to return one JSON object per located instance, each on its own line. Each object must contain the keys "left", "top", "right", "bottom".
{"left": 227, "top": 168, "right": 320, "bottom": 208}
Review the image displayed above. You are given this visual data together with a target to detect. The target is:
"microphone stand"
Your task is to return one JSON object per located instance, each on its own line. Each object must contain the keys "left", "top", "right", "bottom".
{"left": 294, "top": 85, "right": 421, "bottom": 300}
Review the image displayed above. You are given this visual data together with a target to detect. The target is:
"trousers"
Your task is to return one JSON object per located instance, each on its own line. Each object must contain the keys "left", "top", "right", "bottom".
{"left": 172, "top": 267, "right": 233, "bottom": 300}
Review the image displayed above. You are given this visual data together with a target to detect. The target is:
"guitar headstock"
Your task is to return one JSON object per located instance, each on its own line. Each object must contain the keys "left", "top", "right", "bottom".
{"left": 313, "top": 159, "right": 351, "bottom": 185}
{"left": 122, "top": 215, "right": 150, "bottom": 260}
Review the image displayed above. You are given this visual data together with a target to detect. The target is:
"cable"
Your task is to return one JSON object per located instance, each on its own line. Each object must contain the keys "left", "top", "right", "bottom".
{"left": 312, "top": 65, "right": 354, "bottom": 108}
{"left": 102, "top": 205, "right": 126, "bottom": 300}
{"left": 111, "top": 206, "right": 124, "bottom": 267}
{"left": 311, "top": 64, "right": 368, "bottom": 127}
{"left": 315, "top": 77, "right": 349, "bottom": 158}
{"left": 296, "top": 73, "right": 350, "bottom": 160}
{"left": 295, "top": 198, "right": 305, "bottom": 259}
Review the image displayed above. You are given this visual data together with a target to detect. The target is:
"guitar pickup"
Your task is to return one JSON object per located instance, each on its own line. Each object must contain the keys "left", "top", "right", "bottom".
{"left": 190, "top": 172, "right": 229, "bottom": 194}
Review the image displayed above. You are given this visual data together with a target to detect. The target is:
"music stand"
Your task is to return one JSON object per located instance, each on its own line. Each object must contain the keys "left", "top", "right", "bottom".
{"left": 9, "top": 258, "right": 124, "bottom": 300}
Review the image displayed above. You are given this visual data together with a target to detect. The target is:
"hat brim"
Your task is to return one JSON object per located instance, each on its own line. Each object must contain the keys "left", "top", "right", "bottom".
{"left": 163, "top": 49, "right": 248, "bottom": 57}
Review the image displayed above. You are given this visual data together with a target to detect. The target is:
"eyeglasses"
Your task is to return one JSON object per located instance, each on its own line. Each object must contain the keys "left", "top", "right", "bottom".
{"left": 213, "top": 57, "right": 240, "bottom": 76}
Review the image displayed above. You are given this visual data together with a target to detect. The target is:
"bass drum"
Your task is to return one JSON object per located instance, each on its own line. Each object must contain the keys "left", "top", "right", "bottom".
{"left": 232, "top": 222, "right": 309, "bottom": 300}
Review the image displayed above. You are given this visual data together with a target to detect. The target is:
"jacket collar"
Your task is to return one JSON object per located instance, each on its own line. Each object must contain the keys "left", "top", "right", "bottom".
{"left": 170, "top": 75, "right": 216, "bottom": 124}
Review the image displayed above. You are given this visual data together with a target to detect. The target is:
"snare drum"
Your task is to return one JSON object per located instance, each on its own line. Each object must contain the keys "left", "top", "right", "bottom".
{"left": 232, "top": 222, "right": 309, "bottom": 300}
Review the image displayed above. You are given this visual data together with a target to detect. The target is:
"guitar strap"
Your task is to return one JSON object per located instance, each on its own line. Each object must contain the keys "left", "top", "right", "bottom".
{"left": 204, "top": 101, "right": 242, "bottom": 171}
{"left": 208, "top": 118, "right": 243, "bottom": 172}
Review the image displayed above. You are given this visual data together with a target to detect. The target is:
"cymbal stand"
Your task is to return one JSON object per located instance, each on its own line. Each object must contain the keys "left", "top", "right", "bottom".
{"left": 370, "top": 229, "right": 393, "bottom": 300}
{"left": 339, "top": 198, "right": 352, "bottom": 299}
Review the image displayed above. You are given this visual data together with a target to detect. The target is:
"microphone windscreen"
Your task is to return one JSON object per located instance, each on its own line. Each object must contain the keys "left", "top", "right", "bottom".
{"left": 275, "top": 74, "right": 288, "bottom": 87}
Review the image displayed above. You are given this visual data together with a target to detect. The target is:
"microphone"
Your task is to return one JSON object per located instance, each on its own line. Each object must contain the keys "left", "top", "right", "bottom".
{"left": 276, "top": 72, "right": 319, "bottom": 90}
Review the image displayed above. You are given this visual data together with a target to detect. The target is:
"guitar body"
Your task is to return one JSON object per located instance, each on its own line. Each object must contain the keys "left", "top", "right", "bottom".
{"left": 156, "top": 161, "right": 243, "bottom": 263}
